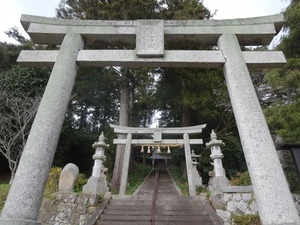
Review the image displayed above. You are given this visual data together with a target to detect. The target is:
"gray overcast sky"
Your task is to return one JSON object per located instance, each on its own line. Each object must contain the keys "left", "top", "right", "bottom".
{"left": 0, "top": 0, "right": 290, "bottom": 44}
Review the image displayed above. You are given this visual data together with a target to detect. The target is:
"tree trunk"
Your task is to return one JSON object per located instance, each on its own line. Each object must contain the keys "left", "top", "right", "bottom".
{"left": 9, "top": 172, "right": 15, "bottom": 185}
{"left": 111, "top": 71, "right": 130, "bottom": 189}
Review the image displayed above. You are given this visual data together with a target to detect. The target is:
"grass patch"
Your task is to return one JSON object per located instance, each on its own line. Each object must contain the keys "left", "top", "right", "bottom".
{"left": 0, "top": 175, "right": 10, "bottom": 211}
{"left": 126, "top": 163, "right": 151, "bottom": 195}
{"left": 167, "top": 164, "right": 189, "bottom": 195}
{"left": 232, "top": 214, "right": 261, "bottom": 225}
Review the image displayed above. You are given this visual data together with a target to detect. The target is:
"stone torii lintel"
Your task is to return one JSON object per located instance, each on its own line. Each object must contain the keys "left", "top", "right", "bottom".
{"left": 20, "top": 14, "right": 284, "bottom": 46}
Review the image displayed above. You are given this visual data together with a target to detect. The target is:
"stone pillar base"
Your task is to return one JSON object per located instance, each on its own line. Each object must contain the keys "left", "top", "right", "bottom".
{"left": 83, "top": 176, "right": 109, "bottom": 195}
{"left": 212, "top": 176, "right": 229, "bottom": 190}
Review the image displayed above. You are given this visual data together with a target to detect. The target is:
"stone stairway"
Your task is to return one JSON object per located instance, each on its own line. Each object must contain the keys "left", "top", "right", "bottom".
{"left": 95, "top": 195, "right": 221, "bottom": 225}
{"left": 95, "top": 164, "right": 222, "bottom": 225}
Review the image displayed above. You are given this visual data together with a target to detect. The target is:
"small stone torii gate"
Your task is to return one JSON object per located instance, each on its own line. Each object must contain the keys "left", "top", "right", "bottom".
{"left": 0, "top": 14, "right": 299, "bottom": 225}
{"left": 109, "top": 124, "right": 206, "bottom": 196}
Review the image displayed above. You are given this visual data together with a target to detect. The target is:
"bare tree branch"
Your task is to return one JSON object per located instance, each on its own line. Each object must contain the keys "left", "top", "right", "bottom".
{"left": 0, "top": 92, "right": 40, "bottom": 184}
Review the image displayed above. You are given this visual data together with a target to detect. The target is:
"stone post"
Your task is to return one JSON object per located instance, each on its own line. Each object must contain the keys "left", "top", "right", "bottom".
{"left": 191, "top": 150, "right": 202, "bottom": 187}
{"left": 183, "top": 133, "right": 196, "bottom": 196}
{"left": 218, "top": 33, "right": 300, "bottom": 225}
{"left": 83, "top": 132, "right": 109, "bottom": 195}
{"left": 119, "top": 133, "right": 132, "bottom": 196}
{"left": 0, "top": 33, "right": 84, "bottom": 225}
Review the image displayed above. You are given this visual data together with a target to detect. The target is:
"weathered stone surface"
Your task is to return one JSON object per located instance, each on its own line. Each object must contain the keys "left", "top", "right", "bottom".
{"left": 62, "top": 193, "right": 77, "bottom": 203}
{"left": 79, "top": 215, "right": 90, "bottom": 225}
{"left": 76, "top": 205, "right": 87, "bottom": 214}
{"left": 75, "top": 195, "right": 89, "bottom": 205}
{"left": 58, "top": 203, "right": 77, "bottom": 213}
{"left": 210, "top": 189, "right": 300, "bottom": 224}
{"left": 38, "top": 193, "right": 99, "bottom": 225}
{"left": 58, "top": 163, "right": 79, "bottom": 192}
{"left": 210, "top": 190, "right": 259, "bottom": 224}
{"left": 88, "top": 195, "right": 99, "bottom": 205}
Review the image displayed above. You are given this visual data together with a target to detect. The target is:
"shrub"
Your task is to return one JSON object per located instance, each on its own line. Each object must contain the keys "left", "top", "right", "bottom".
{"left": 44, "top": 167, "right": 88, "bottom": 197}
{"left": 230, "top": 171, "right": 251, "bottom": 186}
{"left": 45, "top": 167, "right": 62, "bottom": 194}
{"left": 74, "top": 173, "right": 88, "bottom": 192}
{"left": 232, "top": 214, "right": 261, "bottom": 225}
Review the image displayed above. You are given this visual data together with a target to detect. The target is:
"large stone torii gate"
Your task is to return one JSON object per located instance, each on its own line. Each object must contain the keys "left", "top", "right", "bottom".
{"left": 0, "top": 14, "right": 299, "bottom": 225}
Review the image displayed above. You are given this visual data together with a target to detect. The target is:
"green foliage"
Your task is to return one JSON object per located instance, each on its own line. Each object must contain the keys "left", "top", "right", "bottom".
{"left": 230, "top": 171, "right": 252, "bottom": 186}
{"left": 0, "top": 42, "right": 23, "bottom": 73}
{"left": 279, "top": 0, "right": 300, "bottom": 58}
{"left": 126, "top": 163, "right": 151, "bottom": 195}
{"left": 74, "top": 173, "right": 88, "bottom": 193}
{"left": 232, "top": 214, "right": 261, "bottom": 225}
{"left": 45, "top": 167, "right": 62, "bottom": 197}
{"left": 264, "top": 0, "right": 300, "bottom": 149}
{"left": 54, "top": 131, "right": 99, "bottom": 173}
{"left": 56, "top": 0, "right": 212, "bottom": 20}
{"left": 221, "top": 135, "right": 248, "bottom": 178}
{"left": 0, "top": 65, "right": 50, "bottom": 98}
{"left": 264, "top": 101, "right": 300, "bottom": 142}
{"left": 156, "top": 67, "right": 227, "bottom": 127}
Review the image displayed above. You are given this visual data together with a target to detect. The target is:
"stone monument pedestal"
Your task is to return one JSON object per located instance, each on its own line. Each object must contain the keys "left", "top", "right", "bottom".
{"left": 83, "top": 176, "right": 109, "bottom": 195}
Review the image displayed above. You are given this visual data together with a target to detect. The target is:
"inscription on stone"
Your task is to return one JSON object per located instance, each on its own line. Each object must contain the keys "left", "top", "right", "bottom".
{"left": 136, "top": 20, "right": 164, "bottom": 58}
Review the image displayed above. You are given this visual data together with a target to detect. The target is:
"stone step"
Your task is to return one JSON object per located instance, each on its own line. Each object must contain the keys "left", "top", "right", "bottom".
{"left": 106, "top": 204, "right": 151, "bottom": 211}
{"left": 97, "top": 221, "right": 214, "bottom": 225}
{"left": 100, "top": 214, "right": 212, "bottom": 222}
{"left": 100, "top": 215, "right": 151, "bottom": 221}
{"left": 129, "top": 194, "right": 205, "bottom": 201}
{"left": 103, "top": 210, "right": 152, "bottom": 215}
{"left": 103, "top": 209, "right": 209, "bottom": 216}
{"left": 108, "top": 199, "right": 152, "bottom": 205}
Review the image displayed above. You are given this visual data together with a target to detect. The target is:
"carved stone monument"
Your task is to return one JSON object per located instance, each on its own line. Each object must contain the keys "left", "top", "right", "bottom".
{"left": 58, "top": 163, "right": 79, "bottom": 192}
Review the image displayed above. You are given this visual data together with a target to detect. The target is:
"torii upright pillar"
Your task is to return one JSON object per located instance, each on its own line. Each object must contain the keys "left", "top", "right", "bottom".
{"left": 218, "top": 33, "right": 300, "bottom": 225}
{"left": 0, "top": 33, "right": 84, "bottom": 224}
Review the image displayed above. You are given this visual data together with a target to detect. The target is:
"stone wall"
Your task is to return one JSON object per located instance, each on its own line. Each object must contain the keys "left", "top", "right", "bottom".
{"left": 38, "top": 192, "right": 101, "bottom": 225}
{"left": 209, "top": 190, "right": 300, "bottom": 225}
{"left": 209, "top": 191, "right": 258, "bottom": 225}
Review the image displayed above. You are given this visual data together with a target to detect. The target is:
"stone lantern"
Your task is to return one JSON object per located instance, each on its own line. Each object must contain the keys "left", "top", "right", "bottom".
{"left": 83, "top": 132, "right": 109, "bottom": 195}
{"left": 206, "top": 130, "right": 229, "bottom": 187}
